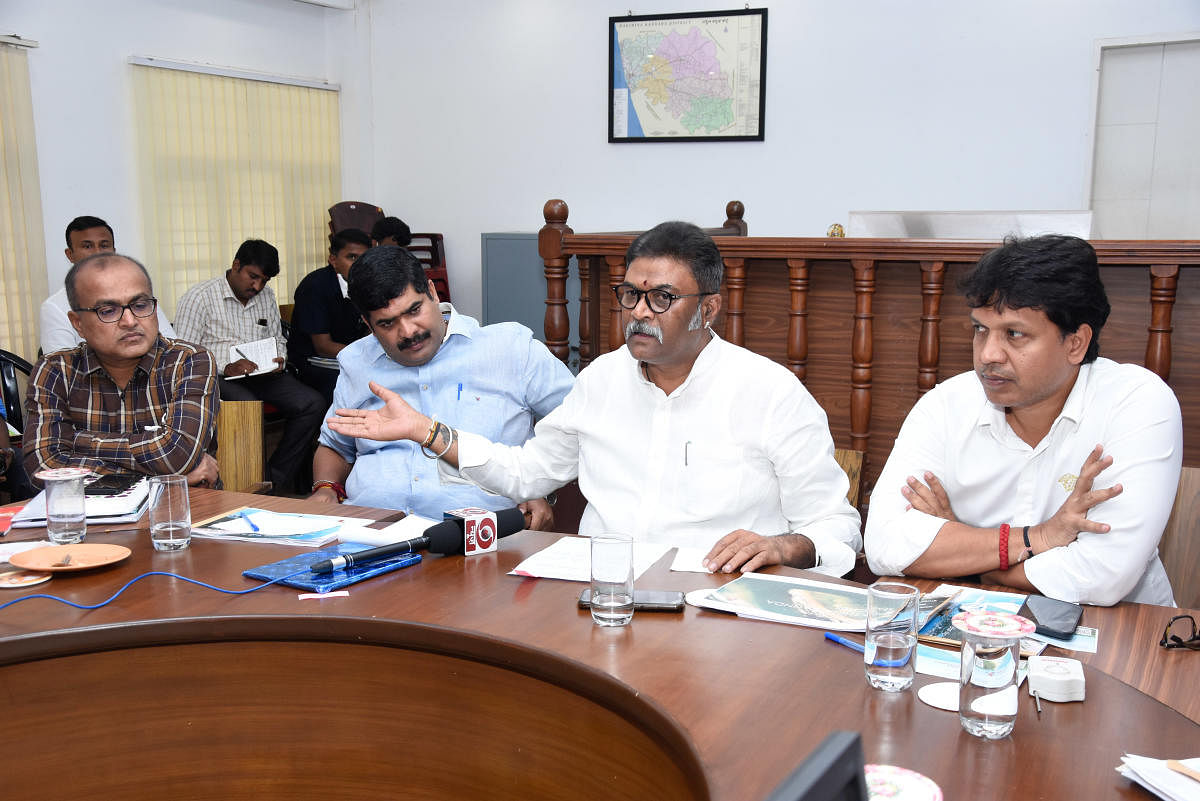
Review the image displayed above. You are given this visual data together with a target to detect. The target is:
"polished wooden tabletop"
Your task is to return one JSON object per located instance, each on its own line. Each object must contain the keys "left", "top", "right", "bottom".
{"left": 1, "top": 489, "right": 1196, "bottom": 800}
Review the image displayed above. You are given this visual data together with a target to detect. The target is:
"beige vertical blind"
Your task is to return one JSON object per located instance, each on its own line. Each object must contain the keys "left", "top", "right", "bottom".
{"left": 0, "top": 43, "right": 49, "bottom": 363}
{"left": 131, "top": 64, "right": 340, "bottom": 319}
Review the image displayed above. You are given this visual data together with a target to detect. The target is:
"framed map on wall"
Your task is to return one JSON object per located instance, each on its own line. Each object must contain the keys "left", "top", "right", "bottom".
{"left": 609, "top": 8, "right": 767, "bottom": 143}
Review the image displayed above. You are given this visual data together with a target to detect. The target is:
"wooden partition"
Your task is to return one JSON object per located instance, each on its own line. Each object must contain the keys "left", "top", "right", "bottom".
{"left": 540, "top": 199, "right": 1200, "bottom": 505}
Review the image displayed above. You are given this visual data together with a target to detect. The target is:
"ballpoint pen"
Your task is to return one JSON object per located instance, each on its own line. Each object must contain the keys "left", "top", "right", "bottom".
{"left": 824, "top": 632, "right": 910, "bottom": 667}
{"left": 237, "top": 510, "right": 260, "bottom": 532}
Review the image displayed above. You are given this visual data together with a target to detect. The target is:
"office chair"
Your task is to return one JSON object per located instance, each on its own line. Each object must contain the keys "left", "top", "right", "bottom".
{"left": 0, "top": 348, "right": 33, "bottom": 434}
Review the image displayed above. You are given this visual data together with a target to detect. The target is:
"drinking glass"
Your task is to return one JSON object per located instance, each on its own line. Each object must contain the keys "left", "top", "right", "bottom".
{"left": 864, "top": 581, "right": 920, "bottom": 691}
{"left": 148, "top": 474, "right": 191, "bottom": 551}
{"left": 37, "top": 467, "right": 90, "bottom": 545}
{"left": 954, "top": 610, "right": 1036, "bottom": 739}
{"left": 590, "top": 533, "right": 634, "bottom": 627}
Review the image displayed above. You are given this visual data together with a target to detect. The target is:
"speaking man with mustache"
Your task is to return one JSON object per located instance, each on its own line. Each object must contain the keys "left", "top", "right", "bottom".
{"left": 865, "top": 235, "right": 1181, "bottom": 606}
{"left": 327, "top": 222, "right": 863, "bottom": 575}
{"left": 309, "top": 246, "right": 573, "bottom": 529}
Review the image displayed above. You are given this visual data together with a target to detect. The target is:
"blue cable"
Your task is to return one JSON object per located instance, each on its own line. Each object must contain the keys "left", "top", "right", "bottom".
{"left": 0, "top": 567, "right": 314, "bottom": 613}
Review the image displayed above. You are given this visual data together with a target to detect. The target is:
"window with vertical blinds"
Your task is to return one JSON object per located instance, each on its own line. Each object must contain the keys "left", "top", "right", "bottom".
{"left": 131, "top": 64, "right": 340, "bottom": 320}
{"left": 0, "top": 43, "right": 49, "bottom": 363}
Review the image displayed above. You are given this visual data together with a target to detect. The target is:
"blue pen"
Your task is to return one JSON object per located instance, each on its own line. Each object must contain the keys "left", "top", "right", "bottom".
{"left": 238, "top": 510, "right": 260, "bottom": 532}
{"left": 457, "top": 382, "right": 463, "bottom": 400}
{"left": 824, "top": 632, "right": 910, "bottom": 667}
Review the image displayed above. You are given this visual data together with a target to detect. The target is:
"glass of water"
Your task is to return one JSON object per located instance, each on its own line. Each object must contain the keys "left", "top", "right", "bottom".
{"left": 37, "top": 467, "right": 91, "bottom": 545}
{"left": 953, "top": 610, "right": 1035, "bottom": 739}
{"left": 590, "top": 533, "right": 634, "bottom": 627}
{"left": 864, "top": 581, "right": 920, "bottom": 691}
{"left": 148, "top": 474, "right": 191, "bottom": 551}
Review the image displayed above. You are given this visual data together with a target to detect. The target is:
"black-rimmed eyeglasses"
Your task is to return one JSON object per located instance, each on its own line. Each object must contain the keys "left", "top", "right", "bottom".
{"left": 72, "top": 297, "right": 158, "bottom": 324}
{"left": 1159, "top": 614, "right": 1200, "bottom": 650}
{"left": 612, "top": 285, "right": 713, "bottom": 314}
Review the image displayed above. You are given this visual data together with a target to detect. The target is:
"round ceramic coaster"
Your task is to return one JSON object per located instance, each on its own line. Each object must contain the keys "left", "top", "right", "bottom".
{"left": 917, "top": 681, "right": 959, "bottom": 712}
{"left": 864, "top": 763, "right": 943, "bottom": 800}
{"left": 0, "top": 565, "right": 52, "bottom": 589}
{"left": 951, "top": 609, "right": 1036, "bottom": 639}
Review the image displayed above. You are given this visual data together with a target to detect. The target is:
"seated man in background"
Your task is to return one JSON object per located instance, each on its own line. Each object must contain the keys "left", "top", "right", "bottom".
{"left": 174, "top": 239, "right": 324, "bottom": 493}
{"left": 370, "top": 216, "right": 411, "bottom": 248}
{"left": 40, "top": 215, "right": 177, "bottom": 355}
{"left": 326, "top": 223, "right": 862, "bottom": 573}
{"left": 24, "top": 253, "right": 218, "bottom": 487}
{"left": 311, "top": 246, "right": 572, "bottom": 528}
{"left": 288, "top": 228, "right": 371, "bottom": 406}
{"left": 865, "top": 235, "right": 1181, "bottom": 606}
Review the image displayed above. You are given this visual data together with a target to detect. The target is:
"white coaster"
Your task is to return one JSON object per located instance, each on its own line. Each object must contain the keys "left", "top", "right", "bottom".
{"left": 917, "top": 681, "right": 959, "bottom": 712}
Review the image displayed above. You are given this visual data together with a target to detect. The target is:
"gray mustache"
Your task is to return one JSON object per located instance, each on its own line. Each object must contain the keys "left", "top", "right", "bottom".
{"left": 625, "top": 319, "right": 664, "bottom": 344}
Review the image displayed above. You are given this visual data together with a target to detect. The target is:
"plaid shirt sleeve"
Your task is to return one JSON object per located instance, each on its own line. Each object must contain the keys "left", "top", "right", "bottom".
{"left": 22, "top": 353, "right": 107, "bottom": 476}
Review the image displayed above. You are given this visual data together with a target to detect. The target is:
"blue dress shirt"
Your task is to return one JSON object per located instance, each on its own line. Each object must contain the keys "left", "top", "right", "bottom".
{"left": 319, "top": 305, "right": 574, "bottom": 517}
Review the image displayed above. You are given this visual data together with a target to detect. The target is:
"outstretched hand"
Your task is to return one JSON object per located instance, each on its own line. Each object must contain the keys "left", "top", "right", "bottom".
{"left": 327, "top": 381, "right": 429, "bottom": 443}
{"left": 1032, "top": 444, "right": 1121, "bottom": 551}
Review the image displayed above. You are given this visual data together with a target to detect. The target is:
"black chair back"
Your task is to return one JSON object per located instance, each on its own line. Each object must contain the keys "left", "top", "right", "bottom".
{"left": 762, "top": 731, "right": 869, "bottom": 801}
{"left": 0, "top": 348, "right": 33, "bottom": 434}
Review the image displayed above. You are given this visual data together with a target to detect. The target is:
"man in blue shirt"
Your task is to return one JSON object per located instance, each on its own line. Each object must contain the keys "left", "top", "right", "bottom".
{"left": 310, "top": 246, "right": 573, "bottom": 528}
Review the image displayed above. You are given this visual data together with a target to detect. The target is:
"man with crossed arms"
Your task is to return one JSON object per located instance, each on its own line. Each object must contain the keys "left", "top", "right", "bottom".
{"left": 865, "top": 235, "right": 1180, "bottom": 606}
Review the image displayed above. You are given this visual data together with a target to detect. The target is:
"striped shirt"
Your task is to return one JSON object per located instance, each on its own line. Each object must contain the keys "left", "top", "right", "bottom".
{"left": 22, "top": 336, "right": 219, "bottom": 479}
{"left": 174, "top": 274, "right": 286, "bottom": 372}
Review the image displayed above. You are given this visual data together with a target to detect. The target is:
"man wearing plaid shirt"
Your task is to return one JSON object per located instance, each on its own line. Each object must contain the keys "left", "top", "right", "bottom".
{"left": 174, "top": 239, "right": 324, "bottom": 493}
{"left": 23, "top": 253, "right": 220, "bottom": 487}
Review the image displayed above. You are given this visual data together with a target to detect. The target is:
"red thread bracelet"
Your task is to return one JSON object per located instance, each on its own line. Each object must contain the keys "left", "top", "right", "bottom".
{"left": 998, "top": 523, "right": 1011, "bottom": 571}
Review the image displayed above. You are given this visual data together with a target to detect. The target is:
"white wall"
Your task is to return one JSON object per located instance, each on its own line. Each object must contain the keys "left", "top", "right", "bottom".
{"left": 9, "top": 0, "right": 1200, "bottom": 319}
{"left": 3, "top": 0, "right": 336, "bottom": 293}
{"left": 362, "top": 0, "right": 1200, "bottom": 317}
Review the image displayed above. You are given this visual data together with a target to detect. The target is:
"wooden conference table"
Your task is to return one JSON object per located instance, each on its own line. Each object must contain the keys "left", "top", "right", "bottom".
{"left": 0, "top": 489, "right": 1196, "bottom": 800}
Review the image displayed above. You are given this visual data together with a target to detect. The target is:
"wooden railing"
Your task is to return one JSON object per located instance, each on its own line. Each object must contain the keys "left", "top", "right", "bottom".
{"left": 539, "top": 199, "right": 1200, "bottom": 504}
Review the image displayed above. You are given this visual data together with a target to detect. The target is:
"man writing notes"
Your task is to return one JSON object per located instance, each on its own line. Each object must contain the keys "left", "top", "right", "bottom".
{"left": 40, "top": 215, "right": 177, "bottom": 355}
{"left": 865, "top": 235, "right": 1181, "bottom": 606}
{"left": 288, "top": 228, "right": 371, "bottom": 405}
{"left": 326, "top": 222, "right": 862, "bottom": 574}
{"left": 310, "top": 246, "right": 572, "bottom": 528}
{"left": 24, "top": 253, "right": 218, "bottom": 487}
{"left": 175, "top": 239, "right": 324, "bottom": 493}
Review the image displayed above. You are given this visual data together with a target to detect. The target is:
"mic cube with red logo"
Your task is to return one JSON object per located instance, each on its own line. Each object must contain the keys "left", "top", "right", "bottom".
{"left": 445, "top": 507, "right": 498, "bottom": 555}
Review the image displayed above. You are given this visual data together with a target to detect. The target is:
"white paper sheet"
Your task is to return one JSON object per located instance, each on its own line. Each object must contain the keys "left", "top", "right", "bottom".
{"left": 509, "top": 536, "right": 671, "bottom": 582}
{"left": 226, "top": 337, "right": 280, "bottom": 377}
{"left": 340, "top": 514, "right": 440, "bottom": 547}
{"left": 1117, "top": 755, "right": 1200, "bottom": 801}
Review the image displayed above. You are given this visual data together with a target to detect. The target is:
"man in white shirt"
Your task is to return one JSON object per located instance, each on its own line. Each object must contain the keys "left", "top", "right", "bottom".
{"left": 40, "top": 216, "right": 176, "bottom": 355}
{"left": 327, "top": 221, "right": 863, "bottom": 576}
{"left": 174, "top": 239, "right": 324, "bottom": 493}
{"left": 865, "top": 235, "right": 1181, "bottom": 607}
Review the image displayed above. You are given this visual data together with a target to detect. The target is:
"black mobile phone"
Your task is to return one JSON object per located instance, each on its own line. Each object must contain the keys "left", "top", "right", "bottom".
{"left": 84, "top": 474, "right": 141, "bottom": 496}
{"left": 578, "top": 589, "right": 685, "bottom": 613}
{"left": 1018, "top": 594, "right": 1083, "bottom": 639}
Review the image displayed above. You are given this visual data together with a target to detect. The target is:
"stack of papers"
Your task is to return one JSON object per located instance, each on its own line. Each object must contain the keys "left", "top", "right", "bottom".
{"left": 508, "top": 536, "right": 671, "bottom": 581}
{"left": 226, "top": 337, "right": 279, "bottom": 378}
{"left": 1117, "top": 755, "right": 1200, "bottom": 800}
{"left": 192, "top": 507, "right": 376, "bottom": 547}
{"left": 339, "top": 514, "right": 440, "bottom": 547}
{"left": 11, "top": 479, "right": 150, "bottom": 527}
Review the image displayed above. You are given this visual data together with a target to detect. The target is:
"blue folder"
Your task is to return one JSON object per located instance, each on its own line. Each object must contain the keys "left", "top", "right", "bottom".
{"left": 243, "top": 543, "right": 421, "bottom": 593}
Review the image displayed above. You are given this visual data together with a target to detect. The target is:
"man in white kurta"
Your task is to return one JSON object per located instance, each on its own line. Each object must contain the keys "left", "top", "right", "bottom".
{"left": 864, "top": 234, "right": 1180, "bottom": 607}
{"left": 328, "top": 221, "right": 861, "bottom": 576}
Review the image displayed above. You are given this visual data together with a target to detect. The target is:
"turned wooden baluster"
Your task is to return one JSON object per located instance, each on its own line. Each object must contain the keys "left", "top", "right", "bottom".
{"left": 724, "top": 258, "right": 746, "bottom": 346}
{"left": 606, "top": 256, "right": 627, "bottom": 355}
{"left": 1146, "top": 264, "right": 1179, "bottom": 381}
{"left": 539, "top": 199, "right": 572, "bottom": 363}
{"left": 577, "top": 256, "right": 593, "bottom": 369}
{"left": 787, "top": 259, "right": 809, "bottom": 381}
{"left": 850, "top": 259, "right": 876, "bottom": 454}
{"left": 918, "top": 261, "right": 945, "bottom": 393}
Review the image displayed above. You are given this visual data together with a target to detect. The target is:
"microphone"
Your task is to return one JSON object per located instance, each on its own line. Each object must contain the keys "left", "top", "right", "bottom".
{"left": 308, "top": 507, "right": 526, "bottom": 573}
